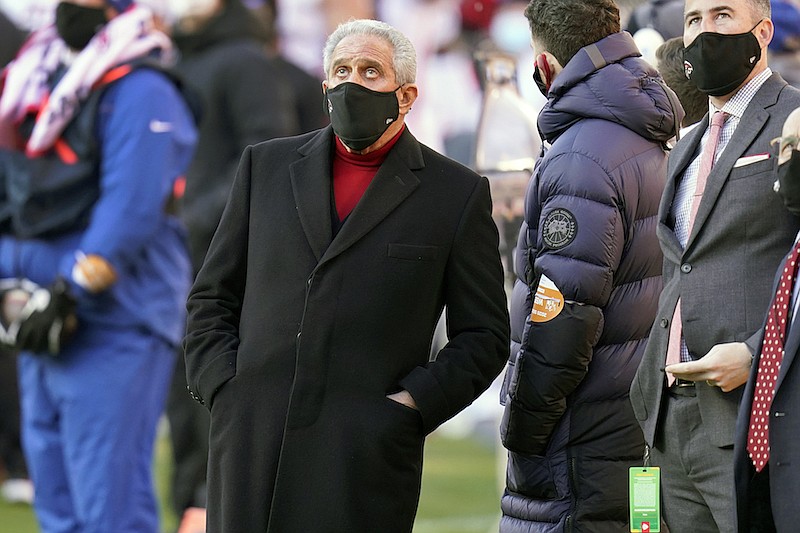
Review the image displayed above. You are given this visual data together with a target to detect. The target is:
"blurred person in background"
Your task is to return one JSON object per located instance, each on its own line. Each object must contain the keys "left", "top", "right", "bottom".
{"left": 626, "top": 0, "right": 684, "bottom": 41}
{"left": 0, "top": 7, "right": 33, "bottom": 507}
{"left": 655, "top": 36, "right": 708, "bottom": 130}
{"left": 0, "top": 0, "right": 196, "bottom": 532}
{"left": 183, "top": 17, "right": 510, "bottom": 533}
{"left": 379, "top": 0, "right": 483, "bottom": 159}
{"left": 623, "top": 0, "right": 685, "bottom": 69}
{"left": 164, "top": 0, "right": 299, "bottom": 530}
{"left": 0, "top": 352, "right": 32, "bottom": 506}
{"left": 769, "top": 0, "right": 800, "bottom": 89}
{"left": 0, "top": 9, "right": 26, "bottom": 66}
{"left": 498, "top": 0, "right": 680, "bottom": 531}
{"left": 249, "top": 0, "right": 329, "bottom": 133}
{"left": 273, "top": 0, "right": 374, "bottom": 78}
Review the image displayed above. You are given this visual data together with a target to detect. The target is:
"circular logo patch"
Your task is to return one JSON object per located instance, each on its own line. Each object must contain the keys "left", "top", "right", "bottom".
{"left": 542, "top": 208, "right": 577, "bottom": 250}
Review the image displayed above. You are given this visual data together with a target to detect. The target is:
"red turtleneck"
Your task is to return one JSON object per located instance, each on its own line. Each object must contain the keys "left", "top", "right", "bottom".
{"left": 332, "top": 126, "right": 404, "bottom": 221}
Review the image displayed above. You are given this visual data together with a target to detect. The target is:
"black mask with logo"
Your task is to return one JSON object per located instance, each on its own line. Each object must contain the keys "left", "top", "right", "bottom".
{"left": 55, "top": 2, "right": 108, "bottom": 51}
{"left": 777, "top": 150, "right": 800, "bottom": 216}
{"left": 325, "top": 82, "right": 399, "bottom": 151}
{"left": 683, "top": 22, "right": 762, "bottom": 97}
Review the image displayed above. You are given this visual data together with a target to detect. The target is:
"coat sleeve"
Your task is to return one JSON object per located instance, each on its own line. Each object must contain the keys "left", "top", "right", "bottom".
{"left": 399, "top": 176, "right": 510, "bottom": 434}
{"left": 501, "top": 151, "right": 625, "bottom": 455}
{"left": 183, "top": 146, "right": 252, "bottom": 409}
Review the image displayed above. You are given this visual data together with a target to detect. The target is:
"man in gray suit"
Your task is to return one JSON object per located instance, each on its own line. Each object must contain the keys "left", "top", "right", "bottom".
{"left": 629, "top": 0, "right": 800, "bottom": 531}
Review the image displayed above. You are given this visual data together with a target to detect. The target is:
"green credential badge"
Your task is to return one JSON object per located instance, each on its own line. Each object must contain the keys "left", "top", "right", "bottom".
{"left": 629, "top": 467, "right": 660, "bottom": 532}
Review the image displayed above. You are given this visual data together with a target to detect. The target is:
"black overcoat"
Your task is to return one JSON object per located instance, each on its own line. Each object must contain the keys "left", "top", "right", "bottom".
{"left": 184, "top": 126, "right": 510, "bottom": 533}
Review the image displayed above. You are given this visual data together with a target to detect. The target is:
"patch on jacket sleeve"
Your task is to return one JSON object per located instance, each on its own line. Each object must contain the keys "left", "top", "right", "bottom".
{"left": 541, "top": 207, "right": 577, "bottom": 250}
{"left": 531, "top": 273, "right": 564, "bottom": 323}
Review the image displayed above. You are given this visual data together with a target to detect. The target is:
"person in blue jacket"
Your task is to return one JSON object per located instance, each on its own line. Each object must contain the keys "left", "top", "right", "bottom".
{"left": 0, "top": 0, "right": 196, "bottom": 532}
{"left": 498, "top": 0, "right": 681, "bottom": 530}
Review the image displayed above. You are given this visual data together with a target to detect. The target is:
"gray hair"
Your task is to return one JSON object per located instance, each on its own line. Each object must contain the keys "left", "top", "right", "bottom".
{"left": 322, "top": 19, "right": 417, "bottom": 85}
{"left": 746, "top": 0, "right": 771, "bottom": 20}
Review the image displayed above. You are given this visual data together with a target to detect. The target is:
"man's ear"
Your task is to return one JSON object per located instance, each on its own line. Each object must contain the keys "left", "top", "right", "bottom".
{"left": 537, "top": 51, "right": 562, "bottom": 88}
{"left": 754, "top": 18, "right": 774, "bottom": 50}
{"left": 398, "top": 84, "right": 418, "bottom": 114}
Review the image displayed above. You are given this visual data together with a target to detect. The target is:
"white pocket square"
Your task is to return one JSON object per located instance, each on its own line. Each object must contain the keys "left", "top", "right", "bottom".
{"left": 733, "top": 153, "right": 771, "bottom": 168}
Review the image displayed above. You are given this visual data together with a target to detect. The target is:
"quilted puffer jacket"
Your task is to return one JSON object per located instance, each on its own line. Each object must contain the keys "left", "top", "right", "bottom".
{"left": 499, "top": 31, "right": 682, "bottom": 532}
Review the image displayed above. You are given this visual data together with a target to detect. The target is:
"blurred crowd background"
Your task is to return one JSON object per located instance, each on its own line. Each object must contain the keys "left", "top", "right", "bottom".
{"left": 0, "top": 0, "right": 798, "bottom": 531}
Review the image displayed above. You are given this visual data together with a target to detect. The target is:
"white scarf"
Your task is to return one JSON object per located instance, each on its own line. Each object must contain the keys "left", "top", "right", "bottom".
{"left": 0, "top": 6, "right": 174, "bottom": 155}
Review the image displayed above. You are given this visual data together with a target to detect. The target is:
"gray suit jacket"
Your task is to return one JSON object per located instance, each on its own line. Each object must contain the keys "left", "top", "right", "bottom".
{"left": 630, "top": 73, "right": 800, "bottom": 448}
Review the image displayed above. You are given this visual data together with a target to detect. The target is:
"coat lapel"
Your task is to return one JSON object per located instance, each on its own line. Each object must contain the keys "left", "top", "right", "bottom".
{"left": 291, "top": 128, "right": 335, "bottom": 262}
{"left": 685, "top": 74, "right": 783, "bottom": 252}
{"left": 320, "top": 129, "right": 423, "bottom": 266}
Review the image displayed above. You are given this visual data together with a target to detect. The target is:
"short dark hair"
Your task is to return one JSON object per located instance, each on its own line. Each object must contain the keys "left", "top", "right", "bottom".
{"left": 656, "top": 37, "right": 708, "bottom": 126}
{"left": 524, "top": 0, "right": 620, "bottom": 67}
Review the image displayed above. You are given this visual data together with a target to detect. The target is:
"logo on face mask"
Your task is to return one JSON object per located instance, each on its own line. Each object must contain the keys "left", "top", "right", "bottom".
{"left": 682, "top": 21, "right": 763, "bottom": 97}
{"left": 325, "top": 82, "right": 400, "bottom": 151}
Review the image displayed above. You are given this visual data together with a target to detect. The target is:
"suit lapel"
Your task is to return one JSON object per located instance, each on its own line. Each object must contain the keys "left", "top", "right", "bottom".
{"left": 320, "top": 129, "right": 423, "bottom": 266}
{"left": 685, "top": 74, "right": 784, "bottom": 251}
{"left": 777, "top": 312, "right": 800, "bottom": 392}
{"left": 658, "top": 118, "right": 707, "bottom": 262}
{"left": 777, "top": 250, "right": 800, "bottom": 391}
{"left": 291, "top": 128, "right": 335, "bottom": 262}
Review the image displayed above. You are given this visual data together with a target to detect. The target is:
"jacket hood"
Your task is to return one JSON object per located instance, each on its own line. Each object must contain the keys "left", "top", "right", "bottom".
{"left": 172, "top": 0, "right": 268, "bottom": 55}
{"left": 538, "top": 31, "right": 683, "bottom": 143}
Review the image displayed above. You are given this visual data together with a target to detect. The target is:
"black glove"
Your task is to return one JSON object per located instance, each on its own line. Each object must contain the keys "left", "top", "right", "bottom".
{"left": 14, "top": 277, "right": 78, "bottom": 356}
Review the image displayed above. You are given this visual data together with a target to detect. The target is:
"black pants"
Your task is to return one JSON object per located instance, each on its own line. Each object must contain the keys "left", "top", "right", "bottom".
{"left": 0, "top": 353, "right": 28, "bottom": 479}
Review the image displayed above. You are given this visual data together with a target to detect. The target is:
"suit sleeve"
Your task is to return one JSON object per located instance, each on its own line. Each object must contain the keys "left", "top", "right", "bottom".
{"left": 501, "top": 152, "right": 623, "bottom": 455}
{"left": 183, "top": 146, "right": 252, "bottom": 409}
{"left": 399, "top": 177, "right": 510, "bottom": 434}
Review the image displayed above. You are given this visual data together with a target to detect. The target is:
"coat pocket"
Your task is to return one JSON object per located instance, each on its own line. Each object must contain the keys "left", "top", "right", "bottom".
{"left": 505, "top": 450, "right": 559, "bottom": 500}
{"left": 387, "top": 243, "right": 441, "bottom": 261}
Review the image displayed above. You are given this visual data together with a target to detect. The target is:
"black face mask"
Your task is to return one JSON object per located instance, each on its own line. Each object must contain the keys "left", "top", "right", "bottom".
{"left": 532, "top": 67, "right": 548, "bottom": 97}
{"left": 776, "top": 150, "right": 800, "bottom": 216}
{"left": 55, "top": 2, "right": 108, "bottom": 51}
{"left": 683, "top": 22, "right": 762, "bottom": 97}
{"left": 325, "top": 82, "right": 400, "bottom": 151}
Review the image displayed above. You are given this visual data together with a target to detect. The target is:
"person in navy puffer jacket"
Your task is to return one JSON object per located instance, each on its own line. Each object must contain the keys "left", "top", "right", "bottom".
{"left": 498, "top": 0, "right": 683, "bottom": 531}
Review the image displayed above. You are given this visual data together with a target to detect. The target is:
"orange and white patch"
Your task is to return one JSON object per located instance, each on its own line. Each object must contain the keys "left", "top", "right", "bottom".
{"left": 530, "top": 274, "right": 564, "bottom": 323}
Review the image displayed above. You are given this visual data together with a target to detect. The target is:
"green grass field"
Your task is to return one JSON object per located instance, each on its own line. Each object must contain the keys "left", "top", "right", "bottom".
{"left": 0, "top": 430, "right": 501, "bottom": 533}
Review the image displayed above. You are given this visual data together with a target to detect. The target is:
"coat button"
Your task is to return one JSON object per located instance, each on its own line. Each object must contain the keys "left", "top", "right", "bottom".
{"left": 660, "top": 318, "right": 669, "bottom": 328}
{"left": 680, "top": 263, "right": 692, "bottom": 273}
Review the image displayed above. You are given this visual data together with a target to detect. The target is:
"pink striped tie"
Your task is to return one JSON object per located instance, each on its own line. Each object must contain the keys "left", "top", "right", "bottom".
{"left": 665, "top": 111, "right": 729, "bottom": 385}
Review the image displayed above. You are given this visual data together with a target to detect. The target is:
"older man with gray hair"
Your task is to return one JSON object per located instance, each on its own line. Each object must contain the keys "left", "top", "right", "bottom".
{"left": 183, "top": 17, "right": 510, "bottom": 533}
